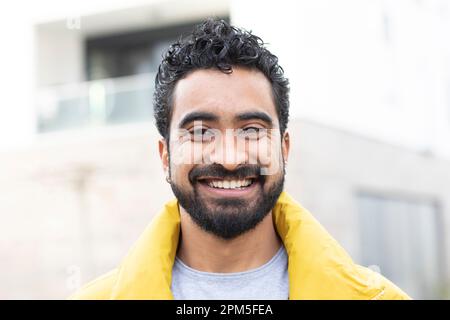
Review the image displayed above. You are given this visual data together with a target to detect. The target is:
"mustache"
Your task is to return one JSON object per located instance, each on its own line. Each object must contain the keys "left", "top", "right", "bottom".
{"left": 189, "top": 164, "right": 264, "bottom": 184}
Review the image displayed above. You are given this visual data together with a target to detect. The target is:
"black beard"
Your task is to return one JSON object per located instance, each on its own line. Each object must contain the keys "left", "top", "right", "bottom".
{"left": 169, "top": 163, "right": 285, "bottom": 240}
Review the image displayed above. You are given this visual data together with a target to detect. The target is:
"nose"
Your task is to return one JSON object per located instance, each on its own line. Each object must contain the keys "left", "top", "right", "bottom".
{"left": 208, "top": 129, "right": 247, "bottom": 171}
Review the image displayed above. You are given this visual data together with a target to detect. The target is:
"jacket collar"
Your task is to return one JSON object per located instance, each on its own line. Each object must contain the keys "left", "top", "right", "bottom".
{"left": 110, "top": 191, "right": 383, "bottom": 299}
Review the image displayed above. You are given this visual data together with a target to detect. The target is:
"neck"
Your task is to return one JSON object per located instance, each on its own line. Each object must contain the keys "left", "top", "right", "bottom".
{"left": 176, "top": 207, "right": 282, "bottom": 273}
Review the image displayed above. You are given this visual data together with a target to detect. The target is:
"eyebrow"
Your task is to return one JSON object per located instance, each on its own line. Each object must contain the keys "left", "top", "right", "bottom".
{"left": 236, "top": 111, "right": 273, "bottom": 126}
{"left": 178, "top": 111, "right": 219, "bottom": 128}
{"left": 177, "top": 110, "right": 274, "bottom": 128}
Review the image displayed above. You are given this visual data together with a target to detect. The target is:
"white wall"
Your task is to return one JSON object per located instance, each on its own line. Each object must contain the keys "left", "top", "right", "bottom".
{"left": 0, "top": 0, "right": 230, "bottom": 151}
{"left": 1, "top": 0, "right": 449, "bottom": 156}
{"left": 231, "top": 0, "right": 450, "bottom": 158}
{"left": 0, "top": 6, "right": 35, "bottom": 150}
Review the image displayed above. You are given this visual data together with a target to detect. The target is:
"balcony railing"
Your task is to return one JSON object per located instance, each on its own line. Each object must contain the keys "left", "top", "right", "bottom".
{"left": 36, "top": 73, "right": 155, "bottom": 133}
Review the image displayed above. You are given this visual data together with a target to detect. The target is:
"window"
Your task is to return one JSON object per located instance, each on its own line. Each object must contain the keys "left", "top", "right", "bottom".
{"left": 357, "top": 192, "right": 446, "bottom": 299}
{"left": 37, "top": 18, "right": 229, "bottom": 132}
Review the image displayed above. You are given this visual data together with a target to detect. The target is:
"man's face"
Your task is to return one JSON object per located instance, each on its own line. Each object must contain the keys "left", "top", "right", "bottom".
{"left": 159, "top": 67, "right": 290, "bottom": 239}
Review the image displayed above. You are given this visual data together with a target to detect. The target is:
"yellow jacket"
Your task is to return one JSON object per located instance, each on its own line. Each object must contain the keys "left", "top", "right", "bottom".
{"left": 69, "top": 191, "right": 411, "bottom": 300}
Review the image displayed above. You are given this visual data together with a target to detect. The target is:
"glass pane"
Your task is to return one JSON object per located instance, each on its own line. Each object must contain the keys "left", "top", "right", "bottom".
{"left": 357, "top": 193, "right": 442, "bottom": 299}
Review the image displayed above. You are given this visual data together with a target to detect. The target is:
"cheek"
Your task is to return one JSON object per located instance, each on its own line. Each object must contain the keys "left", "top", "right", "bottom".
{"left": 247, "top": 137, "right": 283, "bottom": 173}
{"left": 170, "top": 164, "right": 194, "bottom": 186}
{"left": 171, "top": 141, "right": 204, "bottom": 166}
{"left": 261, "top": 161, "right": 284, "bottom": 189}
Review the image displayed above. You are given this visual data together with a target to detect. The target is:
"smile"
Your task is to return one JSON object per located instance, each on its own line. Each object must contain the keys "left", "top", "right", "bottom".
{"left": 204, "top": 178, "right": 253, "bottom": 189}
{"left": 196, "top": 177, "right": 259, "bottom": 196}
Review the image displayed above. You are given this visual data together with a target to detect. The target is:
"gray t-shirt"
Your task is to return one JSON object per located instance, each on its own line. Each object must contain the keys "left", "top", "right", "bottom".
{"left": 171, "top": 245, "right": 289, "bottom": 300}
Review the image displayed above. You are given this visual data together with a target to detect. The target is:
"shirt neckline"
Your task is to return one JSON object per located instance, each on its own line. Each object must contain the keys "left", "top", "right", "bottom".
{"left": 173, "top": 244, "right": 287, "bottom": 280}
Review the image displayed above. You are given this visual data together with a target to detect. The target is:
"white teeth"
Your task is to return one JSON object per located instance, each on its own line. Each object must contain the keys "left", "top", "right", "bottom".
{"left": 241, "top": 179, "right": 252, "bottom": 187}
{"left": 207, "top": 179, "right": 253, "bottom": 189}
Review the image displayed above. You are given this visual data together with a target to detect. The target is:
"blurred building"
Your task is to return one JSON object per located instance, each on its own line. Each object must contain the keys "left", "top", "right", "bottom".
{"left": 0, "top": 0, "right": 449, "bottom": 299}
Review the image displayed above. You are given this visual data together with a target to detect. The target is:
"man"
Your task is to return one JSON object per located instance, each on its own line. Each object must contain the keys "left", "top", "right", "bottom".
{"left": 70, "top": 18, "right": 410, "bottom": 300}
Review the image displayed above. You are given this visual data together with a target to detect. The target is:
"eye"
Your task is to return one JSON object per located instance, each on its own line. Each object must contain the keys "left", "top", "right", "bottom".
{"left": 189, "top": 127, "right": 215, "bottom": 142}
{"left": 237, "top": 127, "right": 266, "bottom": 140}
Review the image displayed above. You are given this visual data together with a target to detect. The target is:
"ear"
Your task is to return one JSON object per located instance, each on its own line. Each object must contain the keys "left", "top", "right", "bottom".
{"left": 159, "top": 138, "right": 169, "bottom": 177}
{"left": 281, "top": 131, "right": 290, "bottom": 163}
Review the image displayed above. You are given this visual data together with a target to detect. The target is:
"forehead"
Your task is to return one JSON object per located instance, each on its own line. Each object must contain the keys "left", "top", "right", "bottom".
{"left": 171, "top": 67, "right": 278, "bottom": 127}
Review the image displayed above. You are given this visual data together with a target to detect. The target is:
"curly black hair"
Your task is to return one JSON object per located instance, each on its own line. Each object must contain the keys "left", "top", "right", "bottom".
{"left": 153, "top": 18, "right": 290, "bottom": 139}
